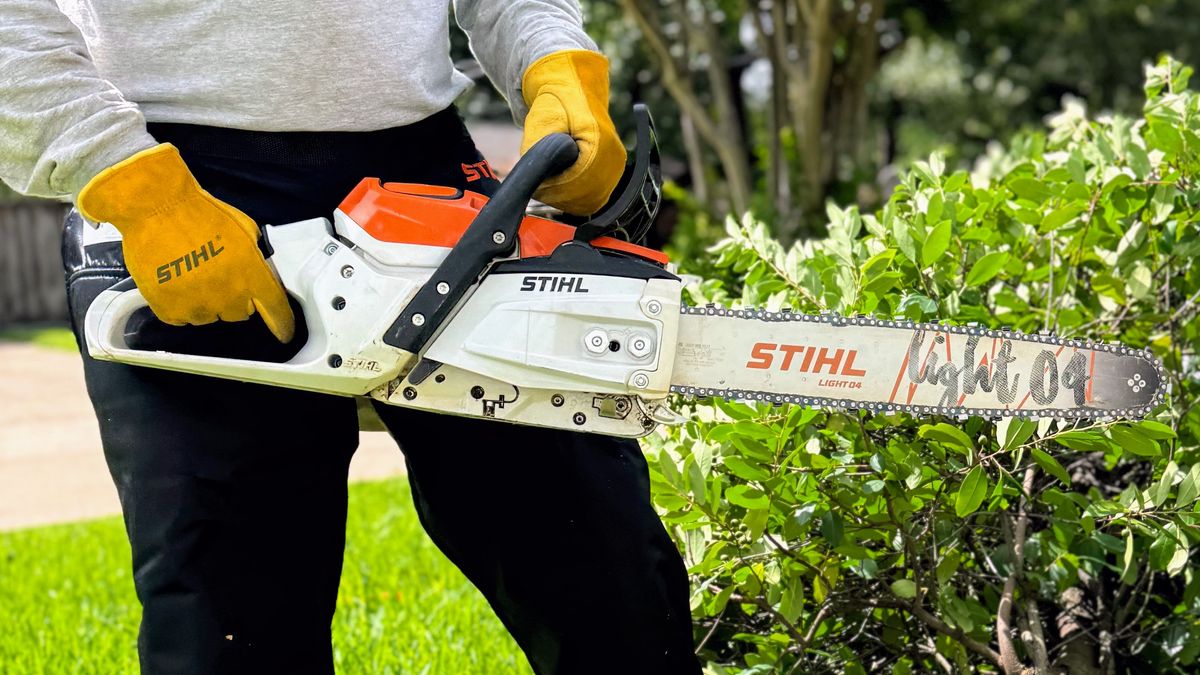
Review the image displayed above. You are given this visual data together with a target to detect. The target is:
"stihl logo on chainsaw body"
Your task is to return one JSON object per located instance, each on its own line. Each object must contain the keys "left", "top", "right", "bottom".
{"left": 746, "top": 342, "right": 867, "bottom": 388}
{"left": 156, "top": 239, "right": 224, "bottom": 284}
{"left": 519, "top": 275, "right": 590, "bottom": 293}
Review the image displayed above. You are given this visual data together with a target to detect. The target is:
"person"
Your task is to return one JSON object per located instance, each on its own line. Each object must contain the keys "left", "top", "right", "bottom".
{"left": 0, "top": 2, "right": 701, "bottom": 673}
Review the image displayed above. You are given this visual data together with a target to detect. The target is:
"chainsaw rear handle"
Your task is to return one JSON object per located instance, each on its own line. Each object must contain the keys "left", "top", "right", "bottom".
{"left": 382, "top": 132, "right": 579, "bottom": 353}
{"left": 84, "top": 282, "right": 398, "bottom": 396}
{"left": 84, "top": 215, "right": 418, "bottom": 396}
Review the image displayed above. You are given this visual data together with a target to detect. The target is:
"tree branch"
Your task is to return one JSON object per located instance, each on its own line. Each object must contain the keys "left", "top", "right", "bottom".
{"left": 717, "top": 586, "right": 808, "bottom": 645}
{"left": 1022, "top": 598, "right": 1051, "bottom": 674}
{"left": 997, "top": 465, "right": 1037, "bottom": 674}
{"left": 620, "top": 0, "right": 752, "bottom": 214}
{"left": 618, "top": 0, "right": 722, "bottom": 145}
{"left": 896, "top": 598, "right": 1004, "bottom": 667}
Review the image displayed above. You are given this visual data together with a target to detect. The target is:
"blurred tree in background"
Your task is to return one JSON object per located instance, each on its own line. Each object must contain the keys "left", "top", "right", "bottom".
{"left": 512, "top": 0, "right": 1200, "bottom": 242}
{"left": 608, "top": 0, "right": 887, "bottom": 240}
{"left": 886, "top": 0, "right": 1200, "bottom": 168}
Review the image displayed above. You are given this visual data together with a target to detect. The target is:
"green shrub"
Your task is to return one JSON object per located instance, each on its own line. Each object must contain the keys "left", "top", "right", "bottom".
{"left": 653, "top": 56, "right": 1200, "bottom": 673}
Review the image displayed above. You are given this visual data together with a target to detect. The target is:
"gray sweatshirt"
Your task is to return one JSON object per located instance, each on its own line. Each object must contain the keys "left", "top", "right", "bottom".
{"left": 0, "top": 0, "right": 596, "bottom": 199}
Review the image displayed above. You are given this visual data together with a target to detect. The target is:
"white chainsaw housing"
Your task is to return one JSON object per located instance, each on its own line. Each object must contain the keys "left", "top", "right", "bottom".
{"left": 84, "top": 208, "right": 684, "bottom": 438}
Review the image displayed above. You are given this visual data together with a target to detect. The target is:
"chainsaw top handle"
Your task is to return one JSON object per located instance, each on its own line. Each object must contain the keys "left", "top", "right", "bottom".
{"left": 381, "top": 132, "right": 579, "bottom": 353}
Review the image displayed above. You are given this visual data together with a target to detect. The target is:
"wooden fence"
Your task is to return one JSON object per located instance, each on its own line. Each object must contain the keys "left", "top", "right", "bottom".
{"left": 0, "top": 200, "right": 72, "bottom": 326}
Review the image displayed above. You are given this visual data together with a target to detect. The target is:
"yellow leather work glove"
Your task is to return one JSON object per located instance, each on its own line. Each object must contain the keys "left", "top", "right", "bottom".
{"left": 77, "top": 144, "right": 295, "bottom": 343}
{"left": 521, "top": 49, "right": 626, "bottom": 216}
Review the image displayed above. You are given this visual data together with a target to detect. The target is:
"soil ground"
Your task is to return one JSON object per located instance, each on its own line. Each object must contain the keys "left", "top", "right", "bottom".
{"left": 0, "top": 342, "right": 406, "bottom": 531}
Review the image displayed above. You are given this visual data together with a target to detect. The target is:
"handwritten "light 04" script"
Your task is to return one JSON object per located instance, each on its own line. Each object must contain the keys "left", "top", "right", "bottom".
{"left": 900, "top": 331, "right": 1090, "bottom": 410}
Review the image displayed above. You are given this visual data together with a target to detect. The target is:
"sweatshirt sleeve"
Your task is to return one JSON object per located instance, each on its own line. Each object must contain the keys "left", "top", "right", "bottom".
{"left": 453, "top": 0, "right": 598, "bottom": 124}
{"left": 0, "top": 0, "right": 158, "bottom": 200}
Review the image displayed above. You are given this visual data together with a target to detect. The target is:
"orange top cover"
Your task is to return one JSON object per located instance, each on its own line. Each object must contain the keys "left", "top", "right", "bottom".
{"left": 337, "top": 178, "right": 669, "bottom": 265}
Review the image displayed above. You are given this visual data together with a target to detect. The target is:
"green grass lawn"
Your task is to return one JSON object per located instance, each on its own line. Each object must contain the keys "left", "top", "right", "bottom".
{"left": 0, "top": 325, "right": 77, "bottom": 351}
{"left": 0, "top": 479, "right": 532, "bottom": 674}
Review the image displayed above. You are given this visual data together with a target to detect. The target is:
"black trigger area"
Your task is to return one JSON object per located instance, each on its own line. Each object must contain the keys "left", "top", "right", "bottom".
{"left": 122, "top": 294, "right": 308, "bottom": 363}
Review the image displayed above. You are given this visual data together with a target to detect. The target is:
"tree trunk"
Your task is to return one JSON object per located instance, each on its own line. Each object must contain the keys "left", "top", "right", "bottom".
{"left": 680, "top": 114, "right": 710, "bottom": 209}
{"left": 1055, "top": 587, "right": 1099, "bottom": 674}
{"left": 621, "top": 0, "right": 888, "bottom": 236}
{"left": 620, "top": 0, "right": 753, "bottom": 216}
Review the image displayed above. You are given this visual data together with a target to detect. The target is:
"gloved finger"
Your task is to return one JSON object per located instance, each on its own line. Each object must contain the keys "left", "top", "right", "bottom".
{"left": 522, "top": 94, "right": 624, "bottom": 214}
{"left": 532, "top": 157, "right": 618, "bottom": 214}
{"left": 209, "top": 196, "right": 262, "bottom": 242}
{"left": 251, "top": 272, "right": 296, "bottom": 343}
{"left": 523, "top": 97, "right": 599, "bottom": 191}
{"left": 216, "top": 305, "right": 254, "bottom": 324}
{"left": 520, "top": 94, "right": 571, "bottom": 155}
{"left": 532, "top": 139, "right": 624, "bottom": 215}
{"left": 140, "top": 287, "right": 209, "bottom": 327}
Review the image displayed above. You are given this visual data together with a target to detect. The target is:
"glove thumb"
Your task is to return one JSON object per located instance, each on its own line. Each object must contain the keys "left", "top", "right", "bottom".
{"left": 252, "top": 279, "right": 295, "bottom": 344}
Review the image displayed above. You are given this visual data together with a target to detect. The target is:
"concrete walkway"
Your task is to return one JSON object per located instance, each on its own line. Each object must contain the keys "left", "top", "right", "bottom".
{"left": 0, "top": 342, "right": 406, "bottom": 531}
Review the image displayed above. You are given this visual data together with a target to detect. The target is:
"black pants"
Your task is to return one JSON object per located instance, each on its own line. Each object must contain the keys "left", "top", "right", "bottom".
{"left": 63, "top": 108, "right": 699, "bottom": 675}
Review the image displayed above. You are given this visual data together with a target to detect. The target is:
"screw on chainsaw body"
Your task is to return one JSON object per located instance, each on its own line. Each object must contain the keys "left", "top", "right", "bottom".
{"left": 470, "top": 386, "right": 485, "bottom": 400}
{"left": 492, "top": 232, "right": 506, "bottom": 244}
{"left": 584, "top": 330, "right": 608, "bottom": 354}
{"left": 331, "top": 296, "right": 346, "bottom": 310}
{"left": 572, "top": 412, "right": 586, "bottom": 425}
{"left": 551, "top": 394, "right": 565, "bottom": 407}
{"left": 327, "top": 354, "right": 342, "bottom": 368}
{"left": 411, "top": 314, "right": 425, "bottom": 326}
{"left": 628, "top": 335, "right": 653, "bottom": 358}
{"left": 436, "top": 282, "right": 450, "bottom": 295}
{"left": 402, "top": 387, "right": 417, "bottom": 400}
{"left": 340, "top": 265, "right": 354, "bottom": 278}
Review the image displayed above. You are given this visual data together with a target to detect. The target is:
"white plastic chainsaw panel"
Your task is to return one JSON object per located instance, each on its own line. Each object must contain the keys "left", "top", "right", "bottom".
{"left": 333, "top": 210, "right": 452, "bottom": 270}
{"left": 372, "top": 364, "right": 667, "bottom": 437}
{"left": 424, "top": 274, "right": 681, "bottom": 395}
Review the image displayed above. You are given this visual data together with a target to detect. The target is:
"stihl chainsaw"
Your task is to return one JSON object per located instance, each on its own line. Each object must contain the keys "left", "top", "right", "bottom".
{"left": 84, "top": 106, "right": 1167, "bottom": 438}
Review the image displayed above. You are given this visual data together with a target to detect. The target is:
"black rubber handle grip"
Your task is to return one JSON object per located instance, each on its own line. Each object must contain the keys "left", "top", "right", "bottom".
{"left": 382, "top": 133, "right": 579, "bottom": 353}
{"left": 488, "top": 133, "right": 579, "bottom": 214}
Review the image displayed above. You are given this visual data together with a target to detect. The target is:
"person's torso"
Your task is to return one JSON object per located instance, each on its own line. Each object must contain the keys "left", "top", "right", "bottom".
{"left": 56, "top": 0, "right": 472, "bottom": 131}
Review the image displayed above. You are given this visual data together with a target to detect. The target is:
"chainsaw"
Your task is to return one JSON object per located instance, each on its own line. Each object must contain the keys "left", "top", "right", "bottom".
{"left": 84, "top": 106, "right": 1167, "bottom": 438}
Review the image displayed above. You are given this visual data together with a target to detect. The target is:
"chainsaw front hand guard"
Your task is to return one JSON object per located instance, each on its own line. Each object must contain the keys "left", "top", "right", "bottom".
{"left": 570, "top": 104, "right": 662, "bottom": 246}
